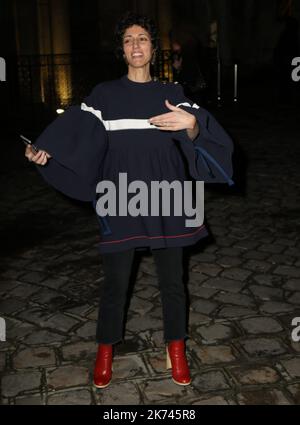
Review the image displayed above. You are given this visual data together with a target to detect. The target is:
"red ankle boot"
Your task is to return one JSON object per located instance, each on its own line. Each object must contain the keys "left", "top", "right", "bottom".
{"left": 166, "top": 340, "right": 191, "bottom": 385}
{"left": 93, "top": 343, "right": 113, "bottom": 388}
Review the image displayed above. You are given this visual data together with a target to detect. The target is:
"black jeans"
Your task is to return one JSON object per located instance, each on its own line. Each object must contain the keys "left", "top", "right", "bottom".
{"left": 96, "top": 247, "right": 188, "bottom": 344}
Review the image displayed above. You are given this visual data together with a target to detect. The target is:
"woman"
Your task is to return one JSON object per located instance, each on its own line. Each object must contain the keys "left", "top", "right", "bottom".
{"left": 25, "top": 12, "right": 234, "bottom": 389}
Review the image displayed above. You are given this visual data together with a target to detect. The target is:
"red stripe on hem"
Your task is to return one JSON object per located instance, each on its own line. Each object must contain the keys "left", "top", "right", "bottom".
{"left": 99, "top": 224, "right": 206, "bottom": 245}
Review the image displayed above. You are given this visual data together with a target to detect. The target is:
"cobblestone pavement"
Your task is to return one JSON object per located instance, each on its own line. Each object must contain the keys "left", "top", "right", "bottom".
{"left": 0, "top": 102, "right": 300, "bottom": 405}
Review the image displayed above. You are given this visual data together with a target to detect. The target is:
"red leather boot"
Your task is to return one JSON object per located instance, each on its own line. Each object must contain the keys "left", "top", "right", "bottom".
{"left": 166, "top": 340, "right": 191, "bottom": 385}
{"left": 93, "top": 343, "right": 113, "bottom": 388}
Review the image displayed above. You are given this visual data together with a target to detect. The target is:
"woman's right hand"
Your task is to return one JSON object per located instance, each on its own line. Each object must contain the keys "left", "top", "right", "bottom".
{"left": 25, "top": 145, "right": 52, "bottom": 166}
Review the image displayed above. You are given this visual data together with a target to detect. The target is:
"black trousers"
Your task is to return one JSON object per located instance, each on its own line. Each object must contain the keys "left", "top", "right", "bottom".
{"left": 96, "top": 247, "right": 188, "bottom": 344}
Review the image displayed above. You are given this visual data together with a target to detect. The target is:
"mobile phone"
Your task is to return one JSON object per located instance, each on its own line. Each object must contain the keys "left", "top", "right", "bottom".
{"left": 20, "top": 134, "right": 39, "bottom": 154}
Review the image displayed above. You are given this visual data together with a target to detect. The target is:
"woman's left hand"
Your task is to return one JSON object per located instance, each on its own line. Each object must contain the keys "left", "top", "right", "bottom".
{"left": 148, "top": 100, "right": 197, "bottom": 131}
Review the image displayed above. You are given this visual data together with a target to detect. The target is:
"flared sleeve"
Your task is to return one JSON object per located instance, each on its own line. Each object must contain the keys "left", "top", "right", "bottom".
{"left": 169, "top": 83, "right": 234, "bottom": 186}
{"left": 34, "top": 84, "right": 109, "bottom": 201}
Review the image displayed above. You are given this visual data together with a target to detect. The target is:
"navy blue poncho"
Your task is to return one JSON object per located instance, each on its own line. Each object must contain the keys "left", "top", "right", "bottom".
{"left": 34, "top": 75, "right": 234, "bottom": 253}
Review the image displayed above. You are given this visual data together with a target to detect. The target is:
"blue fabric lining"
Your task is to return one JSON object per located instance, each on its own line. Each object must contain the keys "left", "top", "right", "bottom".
{"left": 195, "top": 146, "right": 235, "bottom": 186}
{"left": 92, "top": 199, "right": 112, "bottom": 236}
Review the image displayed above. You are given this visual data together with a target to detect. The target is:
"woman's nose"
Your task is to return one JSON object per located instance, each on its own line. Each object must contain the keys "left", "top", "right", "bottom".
{"left": 132, "top": 39, "right": 140, "bottom": 47}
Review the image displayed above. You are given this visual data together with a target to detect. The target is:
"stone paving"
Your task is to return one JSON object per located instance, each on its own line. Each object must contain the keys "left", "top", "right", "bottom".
{"left": 0, "top": 102, "right": 300, "bottom": 405}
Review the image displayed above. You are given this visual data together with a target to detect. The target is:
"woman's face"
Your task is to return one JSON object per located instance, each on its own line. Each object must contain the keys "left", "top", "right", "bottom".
{"left": 172, "top": 41, "right": 181, "bottom": 53}
{"left": 122, "top": 25, "right": 154, "bottom": 69}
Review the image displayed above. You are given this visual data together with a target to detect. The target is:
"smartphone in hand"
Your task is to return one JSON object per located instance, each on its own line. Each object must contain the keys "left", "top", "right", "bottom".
{"left": 20, "top": 134, "right": 39, "bottom": 154}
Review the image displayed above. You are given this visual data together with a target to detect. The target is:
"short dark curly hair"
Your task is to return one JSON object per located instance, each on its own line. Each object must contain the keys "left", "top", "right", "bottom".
{"left": 114, "top": 11, "right": 160, "bottom": 60}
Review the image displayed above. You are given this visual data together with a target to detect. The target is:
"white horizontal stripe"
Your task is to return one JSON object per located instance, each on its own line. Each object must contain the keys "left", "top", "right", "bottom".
{"left": 81, "top": 103, "right": 105, "bottom": 124}
{"left": 176, "top": 102, "right": 200, "bottom": 109}
{"left": 176, "top": 102, "right": 192, "bottom": 108}
{"left": 81, "top": 101, "right": 200, "bottom": 131}
{"left": 81, "top": 103, "right": 157, "bottom": 131}
{"left": 108, "top": 119, "right": 156, "bottom": 131}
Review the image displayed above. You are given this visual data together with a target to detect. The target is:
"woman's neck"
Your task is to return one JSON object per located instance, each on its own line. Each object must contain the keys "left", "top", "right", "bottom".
{"left": 127, "top": 67, "right": 152, "bottom": 83}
